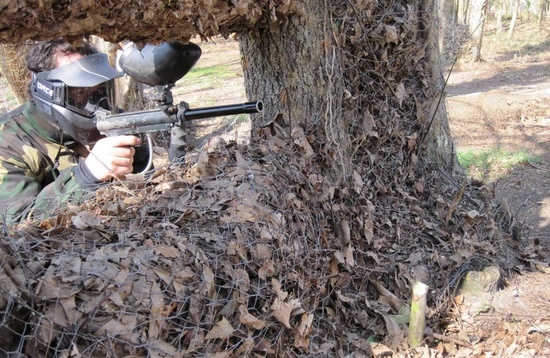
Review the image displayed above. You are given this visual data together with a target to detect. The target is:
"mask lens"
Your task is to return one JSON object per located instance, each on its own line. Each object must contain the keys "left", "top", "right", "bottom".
{"left": 66, "top": 81, "right": 115, "bottom": 116}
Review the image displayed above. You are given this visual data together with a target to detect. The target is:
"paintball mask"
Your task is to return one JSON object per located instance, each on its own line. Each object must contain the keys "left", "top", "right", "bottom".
{"left": 31, "top": 53, "right": 124, "bottom": 145}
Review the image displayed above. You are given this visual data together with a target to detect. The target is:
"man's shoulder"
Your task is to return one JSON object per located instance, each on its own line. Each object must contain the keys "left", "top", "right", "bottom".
{"left": 0, "top": 102, "right": 49, "bottom": 149}
{"left": 0, "top": 103, "right": 28, "bottom": 138}
{"left": 0, "top": 101, "right": 46, "bottom": 133}
{"left": 0, "top": 103, "right": 26, "bottom": 125}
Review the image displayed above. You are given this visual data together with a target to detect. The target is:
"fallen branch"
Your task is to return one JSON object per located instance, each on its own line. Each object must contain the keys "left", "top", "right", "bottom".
{"left": 369, "top": 278, "right": 404, "bottom": 312}
{"left": 425, "top": 328, "right": 472, "bottom": 348}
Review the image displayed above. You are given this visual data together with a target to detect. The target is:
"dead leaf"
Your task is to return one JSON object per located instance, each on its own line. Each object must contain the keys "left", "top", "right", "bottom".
{"left": 154, "top": 245, "right": 180, "bottom": 258}
{"left": 252, "top": 243, "right": 272, "bottom": 261}
{"left": 220, "top": 203, "right": 258, "bottom": 223}
{"left": 205, "top": 317, "right": 234, "bottom": 340}
{"left": 271, "top": 278, "right": 288, "bottom": 301}
{"left": 352, "top": 170, "right": 363, "bottom": 193}
{"left": 189, "top": 294, "right": 204, "bottom": 324}
{"left": 336, "top": 290, "right": 355, "bottom": 304}
{"left": 71, "top": 211, "right": 102, "bottom": 229}
{"left": 294, "top": 312, "right": 313, "bottom": 349}
{"left": 148, "top": 279, "right": 164, "bottom": 340}
{"left": 202, "top": 265, "right": 215, "bottom": 297}
{"left": 258, "top": 260, "right": 276, "bottom": 280}
{"left": 95, "top": 315, "right": 139, "bottom": 344}
{"left": 385, "top": 25, "right": 399, "bottom": 44}
{"left": 270, "top": 297, "right": 301, "bottom": 329}
{"left": 395, "top": 82, "right": 407, "bottom": 107}
{"left": 291, "top": 126, "right": 315, "bottom": 158}
{"left": 371, "top": 342, "right": 394, "bottom": 356}
{"left": 238, "top": 305, "right": 266, "bottom": 330}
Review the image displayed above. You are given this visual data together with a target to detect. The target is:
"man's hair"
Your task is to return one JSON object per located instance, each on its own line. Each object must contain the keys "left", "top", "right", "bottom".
{"left": 26, "top": 38, "right": 99, "bottom": 73}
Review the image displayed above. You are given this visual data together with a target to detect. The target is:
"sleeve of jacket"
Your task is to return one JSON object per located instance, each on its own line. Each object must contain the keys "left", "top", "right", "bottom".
{"left": 0, "top": 153, "right": 93, "bottom": 225}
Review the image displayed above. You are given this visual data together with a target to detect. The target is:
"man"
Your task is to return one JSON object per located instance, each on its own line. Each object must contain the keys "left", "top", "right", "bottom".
{"left": 0, "top": 39, "right": 157, "bottom": 224}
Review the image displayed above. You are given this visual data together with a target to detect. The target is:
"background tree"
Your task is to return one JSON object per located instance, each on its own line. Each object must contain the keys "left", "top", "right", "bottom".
{"left": 539, "top": 0, "right": 548, "bottom": 27}
{"left": 457, "top": 0, "right": 468, "bottom": 24}
{"left": 468, "top": 0, "right": 489, "bottom": 61}
{"left": 508, "top": 0, "right": 521, "bottom": 38}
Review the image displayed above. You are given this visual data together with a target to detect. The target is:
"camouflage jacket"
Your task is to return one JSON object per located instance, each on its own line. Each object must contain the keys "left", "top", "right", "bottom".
{"left": 0, "top": 102, "right": 95, "bottom": 224}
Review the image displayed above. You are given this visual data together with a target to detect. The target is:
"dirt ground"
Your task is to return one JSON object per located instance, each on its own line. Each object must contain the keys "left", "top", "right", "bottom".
{"left": 444, "top": 35, "right": 550, "bottom": 356}
{"left": 446, "top": 47, "right": 550, "bottom": 255}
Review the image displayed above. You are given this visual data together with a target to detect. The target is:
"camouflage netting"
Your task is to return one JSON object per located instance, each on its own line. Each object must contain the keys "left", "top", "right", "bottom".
{"left": 0, "top": 0, "right": 544, "bottom": 357}
{"left": 0, "top": 0, "right": 305, "bottom": 44}
{"left": 0, "top": 126, "right": 535, "bottom": 357}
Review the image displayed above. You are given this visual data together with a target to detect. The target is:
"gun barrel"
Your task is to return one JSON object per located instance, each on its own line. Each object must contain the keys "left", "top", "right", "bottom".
{"left": 96, "top": 100, "right": 263, "bottom": 137}
{"left": 183, "top": 100, "right": 263, "bottom": 121}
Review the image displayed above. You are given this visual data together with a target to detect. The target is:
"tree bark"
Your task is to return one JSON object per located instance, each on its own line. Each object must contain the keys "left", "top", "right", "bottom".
{"left": 0, "top": 43, "right": 29, "bottom": 105}
{"left": 240, "top": 0, "right": 458, "bottom": 185}
{"left": 238, "top": 0, "right": 332, "bottom": 134}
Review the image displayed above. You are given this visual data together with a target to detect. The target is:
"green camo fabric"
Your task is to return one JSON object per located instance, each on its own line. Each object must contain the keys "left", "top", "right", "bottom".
{"left": 0, "top": 102, "right": 89, "bottom": 225}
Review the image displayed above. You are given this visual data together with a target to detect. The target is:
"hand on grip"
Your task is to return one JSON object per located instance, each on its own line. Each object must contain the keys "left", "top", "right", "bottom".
{"left": 84, "top": 136, "right": 141, "bottom": 181}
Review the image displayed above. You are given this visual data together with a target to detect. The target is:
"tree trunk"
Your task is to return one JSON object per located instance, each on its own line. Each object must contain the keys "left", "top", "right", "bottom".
{"left": 497, "top": 8, "right": 503, "bottom": 33}
{"left": 239, "top": 0, "right": 350, "bottom": 183}
{"left": 238, "top": 1, "right": 331, "bottom": 134}
{"left": 539, "top": 0, "right": 547, "bottom": 28}
{"left": 440, "top": 0, "right": 458, "bottom": 65}
{"left": 457, "top": 0, "right": 468, "bottom": 24}
{"left": 509, "top": 0, "right": 520, "bottom": 39}
{"left": 240, "top": 0, "right": 458, "bottom": 185}
{"left": 0, "top": 43, "right": 29, "bottom": 105}
{"left": 469, "top": 0, "right": 488, "bottom": 62}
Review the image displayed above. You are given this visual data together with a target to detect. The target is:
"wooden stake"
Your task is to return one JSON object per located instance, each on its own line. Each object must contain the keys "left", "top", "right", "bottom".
{"left": 408, "top": 281, "right": 428, "bottom": 348}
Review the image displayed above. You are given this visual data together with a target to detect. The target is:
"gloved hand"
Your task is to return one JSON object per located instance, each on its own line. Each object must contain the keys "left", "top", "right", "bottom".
{"left": 168, "top": 126, "right": 187, "bottom": 163}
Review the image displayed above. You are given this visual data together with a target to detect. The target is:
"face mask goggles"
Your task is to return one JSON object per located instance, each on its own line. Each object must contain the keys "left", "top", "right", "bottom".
{"left": 31, "top": 53, "right": 124, "bottom": 145}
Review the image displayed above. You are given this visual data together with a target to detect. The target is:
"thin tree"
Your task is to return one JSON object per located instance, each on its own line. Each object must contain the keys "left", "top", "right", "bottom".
{"left": 509, "top": 0, "right": 520, "bottom": 39}
{"left": 539, "top": 0, "right": 547, "bottom": 28}
{"left": 469, "top": 0, "right": 489, "bottom": 61}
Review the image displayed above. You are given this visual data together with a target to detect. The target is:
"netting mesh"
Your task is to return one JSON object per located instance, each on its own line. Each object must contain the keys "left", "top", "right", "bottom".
{"left": 1, "top": 124, "right": 520, "bottom": 356}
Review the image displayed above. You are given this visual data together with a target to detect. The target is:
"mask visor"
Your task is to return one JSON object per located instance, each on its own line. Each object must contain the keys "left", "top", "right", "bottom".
{"left": 65, "top": 81, "right": 115, "bottom": 117}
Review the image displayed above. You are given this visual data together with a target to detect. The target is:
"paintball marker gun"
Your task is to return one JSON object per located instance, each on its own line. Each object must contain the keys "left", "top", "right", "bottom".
{"left": 96, "top": 41, "right": 263, "bottom": 170}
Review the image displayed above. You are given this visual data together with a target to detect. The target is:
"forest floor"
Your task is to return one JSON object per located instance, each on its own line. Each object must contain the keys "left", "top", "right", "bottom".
{"left": 443, "top": 21, "right": 550, "bottom": 355}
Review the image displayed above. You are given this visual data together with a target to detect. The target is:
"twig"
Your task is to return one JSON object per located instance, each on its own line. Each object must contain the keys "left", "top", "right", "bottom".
{"left": 445, "top": 178, "right": 466, "bottom": 224}
{"left": 369, "top": 278, "right": 404, "bottom": 312}
{"left": 425, "top": 328, "right": 472, "bottom": 348}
